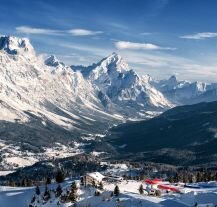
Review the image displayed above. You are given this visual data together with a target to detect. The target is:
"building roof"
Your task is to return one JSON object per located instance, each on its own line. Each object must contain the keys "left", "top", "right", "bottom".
{"left": 144, "top": 178, "right": 162, "bottom": 185}
{"left": 86, "top": 172, "right": 105, "bottom": 182}
{"left": 158, "top": 184, "right": 180, "bottom": 193}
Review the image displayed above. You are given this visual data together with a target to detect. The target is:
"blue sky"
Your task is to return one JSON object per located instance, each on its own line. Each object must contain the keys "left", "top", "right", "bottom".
{"left": 1, "top": 0, "right": 217, "bottom": 81}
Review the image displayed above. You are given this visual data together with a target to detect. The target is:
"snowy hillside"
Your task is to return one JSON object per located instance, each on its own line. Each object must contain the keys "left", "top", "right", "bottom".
{"left": 0, "top": 179, "right": 217, "bottom": 207}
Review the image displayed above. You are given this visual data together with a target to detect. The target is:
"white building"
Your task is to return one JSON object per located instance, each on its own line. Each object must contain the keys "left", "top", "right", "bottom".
{"left": 84, "top": 172, "right": 105, "bottom": 185}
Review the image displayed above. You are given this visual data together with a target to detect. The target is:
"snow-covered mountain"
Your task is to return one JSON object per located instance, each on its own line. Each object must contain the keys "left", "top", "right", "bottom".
{"left": 0, "top": 35, "right": 173, "bottom": 155}
{"left": 1, "top": 35, "right": 217, "bottom": 169}
{"left": 0, "top": 36, "right": 113, "bottom": 126}
{"left": 0, "top": 36, "right": 127, "bottom": 152}
{"left": 72, "top": 52, "right": 172, "bottom": 115}
{"left": 153, "top": 75, "right": 217, "bottom": 104}
{"left": 0, "top": 36, "right": 172, "bottom": 125}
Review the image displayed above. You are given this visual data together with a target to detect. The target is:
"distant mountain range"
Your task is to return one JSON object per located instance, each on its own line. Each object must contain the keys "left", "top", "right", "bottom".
{"left": 153, "top": 75, "right": 217, "bottom": 105}
{"left": 0, "top": 35, "right": 217, "bottom": 165}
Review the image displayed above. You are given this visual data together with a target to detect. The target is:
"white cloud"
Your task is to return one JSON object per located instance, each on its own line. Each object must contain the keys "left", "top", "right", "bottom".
{"left": 140, "top": 32, "right": 152, "bottom": 35}
{"left": 115, "top": 41, "right": 175, "bottom": 50}
{"left": 16, "top": 26, "right": 103, "bottom": 37}
{"left": 117, "top": 50, "right": 217, "bottom": 82}
{"left": 16, "top": 26, "right": 61, "bottom": 35}
{"left": 58, "top": 43, "right": 111, "bottom": 57}
{"left": 68, "top": 29, "right": 103, "bottom": 36}
{"left": 180, "top": 32, "right": 217, "bottom": 40}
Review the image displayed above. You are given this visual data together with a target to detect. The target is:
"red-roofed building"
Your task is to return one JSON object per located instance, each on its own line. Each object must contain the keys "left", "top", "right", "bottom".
{"left": 144, "top": 178, "right": 162, "bottom": 185}
{"left": 157, "top": 184, "right": 180, "bottom": 193}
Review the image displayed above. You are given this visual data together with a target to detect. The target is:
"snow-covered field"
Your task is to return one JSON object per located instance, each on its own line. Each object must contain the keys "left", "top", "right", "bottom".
{"left": 0, "top": 179, "right": 217, "bottom": 207}
{"left": 0, "top": 140, "right": 82, "bottom": 171}
{"left": 0, "top": 171, "right": 15, "bottom": 176}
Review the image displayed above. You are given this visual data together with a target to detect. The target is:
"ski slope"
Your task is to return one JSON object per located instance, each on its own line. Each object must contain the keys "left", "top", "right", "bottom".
{"left": 0, "top": 180, "right": 217, "bottom": 207}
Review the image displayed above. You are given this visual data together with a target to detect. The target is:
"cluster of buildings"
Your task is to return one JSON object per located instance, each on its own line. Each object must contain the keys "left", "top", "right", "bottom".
{"left": 145, "top": 178, "right": 181, "bottom": 194}
{"left": 83, "top": 172, "right": 123, "bottom": 186}
{"left": 84, "top": 172, "right": 182, "bottom": 194}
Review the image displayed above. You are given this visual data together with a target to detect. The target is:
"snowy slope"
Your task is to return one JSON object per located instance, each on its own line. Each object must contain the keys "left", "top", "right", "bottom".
{"left": 0, "top": 180, "right": 217, "bottom": 207}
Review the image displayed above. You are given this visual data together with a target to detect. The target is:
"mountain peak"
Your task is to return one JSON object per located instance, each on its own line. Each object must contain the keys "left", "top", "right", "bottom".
{"left": 109, "top": 52, "right": 120, "bottom": 58}
{"left": 168, "top": 75, "right": 177, "bottom": 83}
{"left": 98, "top": 52, "right": 129, "bottom": 73}
{"left": 106, "top": 52, "right": 123, "bottom": 62}
{"left": 45, "top": 55, "right": 64, "bottom": 67}
{"left": 0, "top": 35, "right": 35, "bottom": 56}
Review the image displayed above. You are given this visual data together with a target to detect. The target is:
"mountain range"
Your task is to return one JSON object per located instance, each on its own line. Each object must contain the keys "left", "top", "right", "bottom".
{"left": 0, "top": 35, "right": 217, "bottom": 161}
{"left": 0, "top": 35, "right": 171, "bottom": 151}
{"left": 153, "top": 75, "right": 217, "bottom": 105}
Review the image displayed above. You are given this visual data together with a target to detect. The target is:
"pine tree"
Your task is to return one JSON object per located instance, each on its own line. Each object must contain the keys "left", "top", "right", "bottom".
{"left": 43, "top": 185, "right": 51, "bottom": 201}
{"left": 46, "top": 177, "right": 51, "bottom": 185}
{"left": 204, "top": 172, "right": 209, "bottom": 182}
{"left": 44, "top": 185, "right": 49, "bottom": 196}
{"left": 31, "top": 195, "right": 36, "bottom": 203}
{"left": 155, "top": 190, "right": 161, "bottom": 197}
{"left": 35, "top": 185, "right": 40, "bottom": 195}
{"left": 196, "top": 172, "right": 202, "bottom": 182}
{"left": 139, "top": 184, "right": 144, "bottom": 194}
{"left": 56, "top": 170, "right": 65, "bottom": 183}
{"left": 68, "top": 190, "right": 77, "bottom": 202}
{"left": 183, "top": 173, "right": 189, "bottom": 184}
{"left": 9, "top": 180, "right": 16, "bottom": 187}
{"left": 207, "top": 172, "right": 212, "bottom": 181}
{"left": 188, "top": 174, "right": 193, "bottom": 183}
{"left": 68, "top": 182, "right": 78, "bottom": 202}
{"left": 99, "top": 181, "right": 104, "bottom": 190}
{"left": 21, "top": 178, "right": 26, "bottom": 187}
{"left": 80, "top": 176, "right": 84, "bottom": 185}
{"left": 56, "top": 184, "right": 62, "bottom": 197}
{"left": 139, "top": 173, "right": 145, "bottom": 181}
{"left": 168, "top": 176, "right": 174, "bottom": 183}
{"left": 26, "top": 178, "right": 32, "bottom": 186}
{"left": 174, "top": 172, "right": 179, "bottom": 183}
{"left": 71, "top": 182, "right": 78, "bottom": 190}
{"left": 114, "top": 185, "right": 120, "bottom": 196}
{"left": 94, "top": 190, "right": 100, "bottom": 196}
